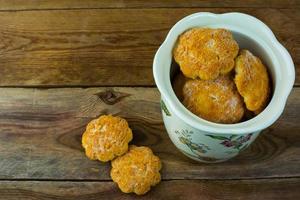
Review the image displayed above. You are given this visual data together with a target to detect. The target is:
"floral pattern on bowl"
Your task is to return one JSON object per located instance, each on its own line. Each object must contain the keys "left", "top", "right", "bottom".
{"left": 206, "top": 134, "right": 252, "bottom": 150}
{"left": 174, "top": 129, "right": 222, "bottom": 162}
{"left": 173, "top": 128, "right": 254, "bottom": 162}
{"left": 175, "top": 129, "right": 210, "bottom": 154}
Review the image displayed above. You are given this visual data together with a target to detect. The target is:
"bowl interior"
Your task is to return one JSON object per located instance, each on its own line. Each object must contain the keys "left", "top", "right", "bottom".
{"left": 170, "top": 29, "right": 275, "bottom": 123}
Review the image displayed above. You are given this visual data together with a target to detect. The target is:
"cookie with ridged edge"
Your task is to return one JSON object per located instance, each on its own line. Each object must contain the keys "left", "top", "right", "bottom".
{"left": 110, "top": 145, "right": 162, "bottom": 195}
{"left": 183, "top": 75, "right": 245, "bottom": 124}
{"left": 173, "top": 28, "right": 239, "bottom": 80}
{"left": 82, "top": 115, "right": 133, "bottom": 162}
{"left": 234, "top": 50, "right": 270, "bottom": 114}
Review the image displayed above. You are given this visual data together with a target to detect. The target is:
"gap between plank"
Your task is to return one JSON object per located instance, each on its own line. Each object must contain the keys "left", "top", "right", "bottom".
{"left": 0, "top": 85, "right": 158, "bottom": 89}
{"left": 0, "top": 7, "right": 298, "bottom": 12}
{"left": 0, "top": 176, "right": 299, "bottom": 182}
{"left": 0, "top": 85, "right": 298, "bottom": 89}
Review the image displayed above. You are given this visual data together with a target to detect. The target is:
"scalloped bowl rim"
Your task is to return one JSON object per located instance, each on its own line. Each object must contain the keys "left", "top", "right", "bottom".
{"left": 153, "top": 12, "right": 295, "bottom": 134}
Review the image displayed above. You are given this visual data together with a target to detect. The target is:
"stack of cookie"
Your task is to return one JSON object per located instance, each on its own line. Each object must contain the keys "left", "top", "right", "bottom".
{"left": 173, "top": 28, "right": 271, "bottom": 123}
{"left": 82, "top": 115, "right": 161, "bottom": 195}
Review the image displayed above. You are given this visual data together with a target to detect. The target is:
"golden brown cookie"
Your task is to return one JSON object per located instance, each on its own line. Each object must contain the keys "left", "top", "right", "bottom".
{"left": 110, "top": 145, "right": 161, "bottom": 195}
{"left": 82, "top": 115, "right": 133, "bottom": 162}
{"left": 234, "top": 50, "right": 270, "bottom": 114}
{"left": 182, "top": 75, "right": 245, "bottom": 124}
{"left": 173, "top": 28, "right": 239, "bottom": 80}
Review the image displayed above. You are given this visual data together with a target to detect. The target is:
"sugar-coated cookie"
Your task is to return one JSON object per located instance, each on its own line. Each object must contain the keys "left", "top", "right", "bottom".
{"left": 82, "top": 115, "right": 133, "bottom": 162}
{"left": 173, "top": 28, "right": 239, "bottom": 80}
{"left": 234, "top": 50, "right": 270, "bottom": 114}
{"left": 111, "top": 145, "right": 161, "bottom": 195}
{"left": 183, "top": 75, "right": 245, "bottom": 123}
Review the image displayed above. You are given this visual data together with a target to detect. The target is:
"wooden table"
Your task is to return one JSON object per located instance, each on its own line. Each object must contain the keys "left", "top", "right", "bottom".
{"left": 0, "top": 1, "right": 299, "bottom": 199}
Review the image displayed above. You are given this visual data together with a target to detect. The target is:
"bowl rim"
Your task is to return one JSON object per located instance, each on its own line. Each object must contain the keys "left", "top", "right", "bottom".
{"left": 153, "top": 12, "right": 295, "bottom": 134}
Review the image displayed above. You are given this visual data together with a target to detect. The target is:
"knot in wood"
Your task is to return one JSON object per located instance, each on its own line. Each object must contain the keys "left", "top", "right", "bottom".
{"left": 95, "top": 89, "right": 130, "bottom": 105}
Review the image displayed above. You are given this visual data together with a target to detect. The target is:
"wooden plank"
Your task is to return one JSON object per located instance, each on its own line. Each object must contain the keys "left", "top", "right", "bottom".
{"left": 0, "top": 179, "right": 299, "bottom": 200}
{"left": 0, "top": 87, "right": 299, "bottom": 180}
{"left": 0, "top": 8, "right": 298, "bottom": 87}
{"left": 0, "top": 0, "right": 298, "bottom": 10}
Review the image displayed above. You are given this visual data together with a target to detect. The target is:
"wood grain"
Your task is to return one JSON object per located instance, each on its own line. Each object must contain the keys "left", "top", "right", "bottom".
{"left": 0, "top": 0, "right": 298, "bottom": 10}
{"left": 0, "top": 8, "right": 299, "bottom": 86}
{"left": 0, "top": 87, "right": 299, "bottom": 180}
{"left": 0, "top": 179, "right": 299, "bottom": 200}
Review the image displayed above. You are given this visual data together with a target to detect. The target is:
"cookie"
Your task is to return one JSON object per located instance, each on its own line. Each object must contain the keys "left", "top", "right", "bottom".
{"left": 234, "top": 50, "right": 270, "bottom": 114}
{"left": 82, "top": 115, "right": 133, "bottom": 162}
{"left": 173, "top": 28, "right": 239, "bottom": 80}
{"left": 110, "top": 145, "right": 162, "bottom": 195}
{"left": 182, "top": 75, "right": 245, "bottom": 124}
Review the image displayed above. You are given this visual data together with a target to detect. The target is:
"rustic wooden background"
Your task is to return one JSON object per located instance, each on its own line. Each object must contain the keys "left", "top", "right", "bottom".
{"left": 0, "top": 0, "right": 299, "bottom": 199}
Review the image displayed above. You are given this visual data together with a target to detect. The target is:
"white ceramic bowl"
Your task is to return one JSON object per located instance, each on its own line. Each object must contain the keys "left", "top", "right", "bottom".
{"left": 153, "top": 12, "right": 295, "bottom": 163}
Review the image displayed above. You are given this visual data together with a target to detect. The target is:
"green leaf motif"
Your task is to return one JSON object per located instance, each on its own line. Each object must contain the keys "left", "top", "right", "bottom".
{"left": 176, "top": 130, "right": 210, "bottom": 155}
{"left": 239, "top": 144, "right": 249, "bottom": 152}
{"left": 207, "top": 133, "right": 252, "bottom": 151}
{"left": 206, "top": 135, "right": 229, "bottom": 140}
{"left": 229, "top": 135, "right": 239, "bottom": 140}
{"left": 161, "top": 100, "right": 171, "bottom": 116}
